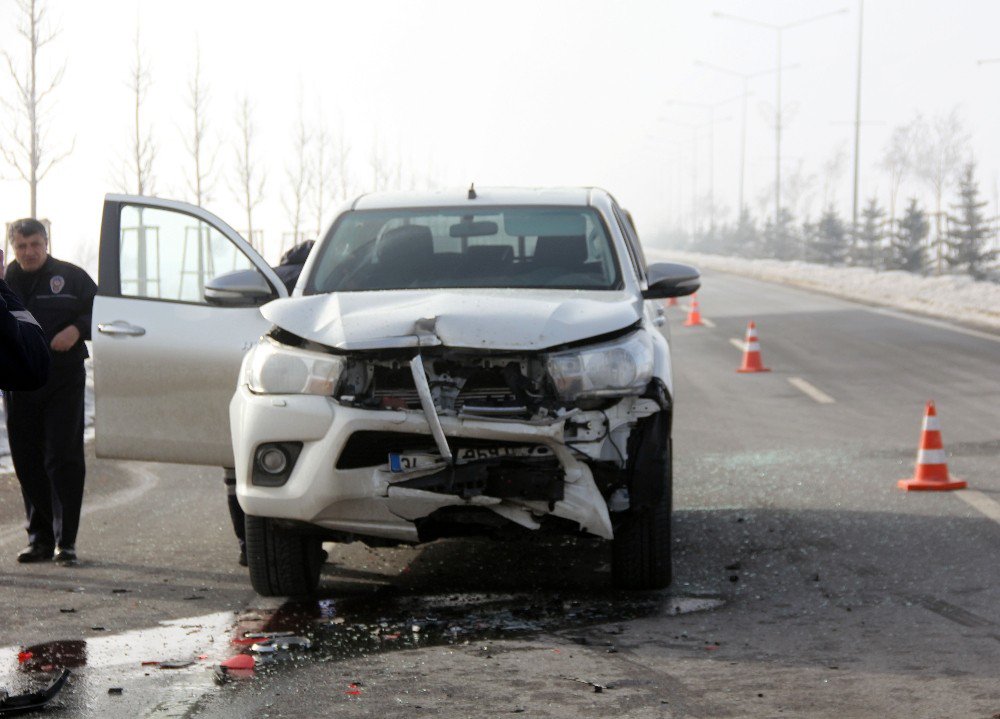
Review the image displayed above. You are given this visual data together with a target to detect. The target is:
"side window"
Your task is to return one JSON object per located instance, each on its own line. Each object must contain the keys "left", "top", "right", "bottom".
{"left": 611, "top": 204, "right": 645, "bottom": 283}
{"left": 119, "top": 205, "right": 258, "bottom": 303}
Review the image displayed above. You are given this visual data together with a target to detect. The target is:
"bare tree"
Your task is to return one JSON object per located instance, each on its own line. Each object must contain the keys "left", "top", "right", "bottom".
{"left": 310, "top": 114, "right": 343, "bottom": 238}
{"left": 333, "top": 121, "right": 352, "bottom": 202}
{"left": 117, "top": 22, "right": 155, "bottom": 195}
{"left": 914, "top": 108, "right": 970, "bottom": 273}
{"left": 183, "top": 42, "right": 216, "bottom": 205}
{"left": 282, "top": 100, "right": 311, "bottom": 247}
{"left": 369, "top": 128, "right": 394, "bottom": 191}
{"left": 880, "top": 118, "right": 919, "bottom": 234}
{"left": 232, "top": 96, "right": 264, "bottom": 250}
{"left": 2, "top": 0, "right": 73, "bottom": 217}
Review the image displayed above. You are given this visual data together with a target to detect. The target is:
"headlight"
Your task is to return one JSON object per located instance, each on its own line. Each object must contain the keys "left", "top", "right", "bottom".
{"left": 546, "top": 331, "right": 653, "bottom": 401}
{"left": 244, "top": 338, "right": 344, "bottom": 395}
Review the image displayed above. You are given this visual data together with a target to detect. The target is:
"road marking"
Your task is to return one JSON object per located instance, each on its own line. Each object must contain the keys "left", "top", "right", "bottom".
{"left": 787, "top": 377, "right": 835, "bottom": 404}
{"left": 728, "top": 338, "right": 744, "bottom": 351}
{"left": 700, "top": 317, "right": 716, "bottom": 328}
{"left": 956, "top": 490, "right": 1000, "bottom": 525}
{"left": 871, "top": 308, "right": 1000, "bottom": 345}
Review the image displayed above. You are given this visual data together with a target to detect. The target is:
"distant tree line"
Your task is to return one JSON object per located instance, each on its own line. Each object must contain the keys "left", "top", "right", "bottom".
{"left": 665, "top": 107, "right": 1000, "bottom": 283}
{"left": 685, "top": 160, "right": 997, "bottom": 281}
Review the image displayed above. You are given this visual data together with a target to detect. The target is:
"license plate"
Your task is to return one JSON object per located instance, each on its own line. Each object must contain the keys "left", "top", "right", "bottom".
{"left": 388, "top": 445, "right": 551, "bottom": 473}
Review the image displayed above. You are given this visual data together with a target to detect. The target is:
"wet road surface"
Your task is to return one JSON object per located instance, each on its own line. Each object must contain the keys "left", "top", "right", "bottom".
{"left": 1, "top": 268, "right": 999, "bottom": 717}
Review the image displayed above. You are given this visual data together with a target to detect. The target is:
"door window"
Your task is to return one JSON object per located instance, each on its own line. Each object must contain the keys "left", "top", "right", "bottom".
{"left": 119, "top": 205, "right": 257, "bottom": 303}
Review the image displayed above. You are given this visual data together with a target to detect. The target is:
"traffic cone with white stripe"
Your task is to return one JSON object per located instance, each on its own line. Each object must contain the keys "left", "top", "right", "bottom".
{"left": 665, "top": 296, "right": 678, "bottom": 307}
{"left": 736, "top": 320, "right": 770, "bottom": 373}
{"left": 897, "top": 401, "right": 966, "bottom": 491}
{"left": 683, "top": 294, "right": 704, "bottom": 327}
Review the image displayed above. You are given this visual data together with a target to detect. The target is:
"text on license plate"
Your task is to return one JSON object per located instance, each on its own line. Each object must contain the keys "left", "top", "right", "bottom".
{"left": 388, "top": 445, "right": 551, "bottom": 473}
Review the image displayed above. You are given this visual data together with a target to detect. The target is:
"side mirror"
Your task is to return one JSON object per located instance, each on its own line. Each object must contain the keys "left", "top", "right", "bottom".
{"left": 204, "top": 269, "right": 276, "bottom": 307}
{"left": 642, "top": 262, "right": 700, "bottom": 299}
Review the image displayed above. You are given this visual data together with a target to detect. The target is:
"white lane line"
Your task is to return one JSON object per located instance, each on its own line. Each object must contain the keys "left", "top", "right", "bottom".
{"left": 729, "top": 338, "right": 745, "bottom": 351}
{"left": 787, "top": 377, "right": 836, "bottom": 404}
{"left": 871, "top": 308, "right": 1000, "bottom": 345}
{"left": 700, "top": 317, "right": 716, "bottom": 328}
{"left": 955, "top": 490, "right": 1000, "bottom": 524}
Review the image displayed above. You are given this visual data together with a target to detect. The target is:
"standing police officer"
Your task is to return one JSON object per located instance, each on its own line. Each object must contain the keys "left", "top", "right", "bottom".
{"left": 4, "top": 219, "right": 96, "bottom": 564}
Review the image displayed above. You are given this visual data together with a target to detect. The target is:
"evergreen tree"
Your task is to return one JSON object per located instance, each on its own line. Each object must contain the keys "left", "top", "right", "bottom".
{"left": 760, "top": 209, "right": 798, "bottom": 260}
{"left": 805, "top": 205, "right": 848, "bottom": 264}
{"left": 728, "top": 208, "right": 759, "bottom": 257}
{"left": 853, "top": 196, "right": 886, "bottom": 268}
{"left": 944, "top": 162, "right": 998, "bottom": 280}
{"left": 886, "top": 198, "right": 928, "bottom": 273}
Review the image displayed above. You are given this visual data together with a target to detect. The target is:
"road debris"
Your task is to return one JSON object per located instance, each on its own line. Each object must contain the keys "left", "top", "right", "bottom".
{"left": 563, "top": 676, "right": 608, "bottom": 693}
{"left": 0, "top": 669, "right": 70, "bottom": 716}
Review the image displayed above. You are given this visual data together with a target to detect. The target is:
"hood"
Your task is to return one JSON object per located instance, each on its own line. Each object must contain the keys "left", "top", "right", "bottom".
{"left": 261, "top": 289, "right": 641, "bottom": 352}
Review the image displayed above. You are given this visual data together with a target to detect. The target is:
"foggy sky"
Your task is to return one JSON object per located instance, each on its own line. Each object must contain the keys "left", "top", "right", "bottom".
{"left": 1, "top": 0, "right": 998, "bottom": 270}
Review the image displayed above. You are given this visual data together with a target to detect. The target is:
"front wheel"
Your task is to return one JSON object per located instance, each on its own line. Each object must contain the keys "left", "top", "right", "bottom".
{"left": 245, "top": 515, "right": 324, "bottom": 597}
{"left": 611, "top": 437, "right": 672, "bottom": 590}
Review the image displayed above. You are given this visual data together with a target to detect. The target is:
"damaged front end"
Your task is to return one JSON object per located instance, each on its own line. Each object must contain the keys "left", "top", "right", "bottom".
{"left": 320, "top": 323, "right": 670, "bottom": 543}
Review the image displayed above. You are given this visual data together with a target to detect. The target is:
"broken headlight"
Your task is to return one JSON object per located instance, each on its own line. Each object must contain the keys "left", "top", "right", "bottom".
{"left": 245, "top": 338, "right": 344, "bottom": 395}
{"left": 545, "top": 331, "right": 653, "bottom": 401}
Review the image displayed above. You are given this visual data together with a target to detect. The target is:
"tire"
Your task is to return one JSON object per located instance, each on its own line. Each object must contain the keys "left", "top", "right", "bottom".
{"left": 245, "top": 515, "right": 324, "bottom": 597}
{"left": 611, "top": 438, "right": 672, "bottom": 590}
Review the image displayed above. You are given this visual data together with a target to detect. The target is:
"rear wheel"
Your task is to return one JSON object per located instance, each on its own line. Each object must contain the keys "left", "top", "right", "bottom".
{"left": 612, "top": 437, "right": 672, "bottom": 590}
{"left": 245, "top": 515, "right": 324, "bottom": 597}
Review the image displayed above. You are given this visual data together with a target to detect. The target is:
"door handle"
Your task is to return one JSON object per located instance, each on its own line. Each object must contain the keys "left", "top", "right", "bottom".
{"left": 97, "top": 321, "right": 146, "bottom": 337}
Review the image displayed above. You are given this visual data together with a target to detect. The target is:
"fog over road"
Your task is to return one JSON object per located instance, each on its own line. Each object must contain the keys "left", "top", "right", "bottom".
{"left": 1, "top": 269, "right": 998, "bottom": 718}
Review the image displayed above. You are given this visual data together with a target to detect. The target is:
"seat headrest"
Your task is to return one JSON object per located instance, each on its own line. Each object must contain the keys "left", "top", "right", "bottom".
{"left": 466, "top": 244, "right": 514, "bottom": 265}
{"left": 533, "top": 235, "right": 587, "bottom": 266}
{"left": 378, "top": 225, "right": 434, "bottom": 263}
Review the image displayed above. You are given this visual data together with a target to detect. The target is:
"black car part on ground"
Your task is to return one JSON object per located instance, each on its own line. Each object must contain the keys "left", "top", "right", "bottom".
{"left": 0, "top": 669, "right": 70, "bottom": 717}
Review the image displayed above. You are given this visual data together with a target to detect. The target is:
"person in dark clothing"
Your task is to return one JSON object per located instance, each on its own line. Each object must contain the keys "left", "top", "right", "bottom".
{"left": 225, "top": 239, "right": 315, "bottom": 566}
{"left": 0, "top": 249, "right": 50, "bottom": 391}
{"left": 4, "top": 218, "right": 96, "bottom": 564}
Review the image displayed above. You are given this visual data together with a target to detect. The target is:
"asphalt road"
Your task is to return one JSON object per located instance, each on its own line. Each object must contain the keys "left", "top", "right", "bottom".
{"left": 1, "top": 268, "right": 999, "bottom": 718}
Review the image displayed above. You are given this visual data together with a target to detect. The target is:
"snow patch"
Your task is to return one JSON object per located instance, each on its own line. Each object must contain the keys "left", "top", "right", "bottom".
{"left": 651, "top": 249, "right": 1000, "bottom": 331}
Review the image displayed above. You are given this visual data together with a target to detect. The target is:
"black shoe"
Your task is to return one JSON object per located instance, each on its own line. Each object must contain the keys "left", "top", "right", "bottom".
{"left": 238, "top": 549, "right": 248, "bottom": 567}
{"left": 53, "top": 547, "right": 78, "bottom": 564}
{"left": 17, "top": 544, "right": 54, "bottom": 563}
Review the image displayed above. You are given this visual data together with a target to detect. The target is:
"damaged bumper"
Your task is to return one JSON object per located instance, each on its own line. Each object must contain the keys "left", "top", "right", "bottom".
{"left": 230, "top": 386, "right": 662, "bottom": 543}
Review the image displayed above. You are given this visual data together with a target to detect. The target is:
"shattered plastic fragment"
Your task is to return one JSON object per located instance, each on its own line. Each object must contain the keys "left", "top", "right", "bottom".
{"left": 220, "top": 655, "right": 255, "bottom": 671}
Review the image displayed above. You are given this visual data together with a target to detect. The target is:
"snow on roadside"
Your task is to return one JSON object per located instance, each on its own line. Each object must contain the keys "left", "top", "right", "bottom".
{"left": 648, "top": 249, "right": 1000, "bottom": 331}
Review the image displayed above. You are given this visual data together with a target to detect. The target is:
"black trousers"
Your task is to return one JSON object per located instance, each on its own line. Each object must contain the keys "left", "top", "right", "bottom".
{"left": 4, "top": 364, "right": 86, "bottom": 549}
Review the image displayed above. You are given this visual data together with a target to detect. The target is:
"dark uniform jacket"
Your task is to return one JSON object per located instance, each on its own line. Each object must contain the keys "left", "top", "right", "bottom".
{"left": 0, "top": 278, "right": 50, "bottom": 390}
{"left": 4, "top": 257, "right": 97, "bottom": 373}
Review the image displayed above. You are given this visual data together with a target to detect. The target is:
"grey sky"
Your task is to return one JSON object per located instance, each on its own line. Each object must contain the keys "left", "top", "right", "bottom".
{"left": 2, "top": 0, "right": 998, "bottom": 269}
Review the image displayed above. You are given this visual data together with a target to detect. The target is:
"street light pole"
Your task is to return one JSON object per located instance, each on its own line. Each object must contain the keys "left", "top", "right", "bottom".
{"left": 851, "top": 0, "right": 865, "bottom": 235}
{"left": 714, "top": 8, "right": 848, "bottom": 225}
{"left": 663, "top": 96, "right": 739, "bottom": 231}
{"left": 695, "top": 61, "right": 797, "bottom": 219}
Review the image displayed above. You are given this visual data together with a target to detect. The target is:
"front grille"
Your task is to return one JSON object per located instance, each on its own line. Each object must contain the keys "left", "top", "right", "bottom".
{"left": 336, "top": 431, "right": 544, "bottom": 469}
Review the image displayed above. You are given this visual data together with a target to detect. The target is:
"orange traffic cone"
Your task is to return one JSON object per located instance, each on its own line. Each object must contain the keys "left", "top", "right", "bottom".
{"left": 736, "top": 321, "right": 770, "bottom": 373}
{"left": 665, "top": 296, "right": 678, "bottom": 308}
{"left": 683, "top": 294, "right": 704, "bottom": 327}
{"left": 897, "top": 401, "right": 966, "bottom": 491}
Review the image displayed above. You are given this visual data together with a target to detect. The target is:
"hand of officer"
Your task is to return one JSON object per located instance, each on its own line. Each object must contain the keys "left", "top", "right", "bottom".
{"left": 51, "top": 325, "right": 80, "bottom": 352}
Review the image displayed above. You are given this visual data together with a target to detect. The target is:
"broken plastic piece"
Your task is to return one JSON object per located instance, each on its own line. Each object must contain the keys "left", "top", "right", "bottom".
{"left": 108, "top": 687, "right": 123, "bottom": 695}
{"left": 0, "top": 669, "right": 70, "bottom": 716}
{"left": 220, "top": 655, "right": 255, "bottom": 671}
{"left": 16, "top": 652, "right": 32, "bottom": 664}
{"left": 159, "top": 660, "right": 195, "bottom": 669}
{"left": 249, "top": 636, "right": 312, "bottom": 654}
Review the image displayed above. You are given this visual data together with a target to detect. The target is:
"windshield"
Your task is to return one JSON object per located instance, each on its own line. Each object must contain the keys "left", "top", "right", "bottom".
{"left": 305, "top": 206, "right": 621, "bottom": 293}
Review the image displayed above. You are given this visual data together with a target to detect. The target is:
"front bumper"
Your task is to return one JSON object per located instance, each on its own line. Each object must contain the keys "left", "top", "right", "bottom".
{"left": 229, "top": 386, "right": 615, "bottom": 541}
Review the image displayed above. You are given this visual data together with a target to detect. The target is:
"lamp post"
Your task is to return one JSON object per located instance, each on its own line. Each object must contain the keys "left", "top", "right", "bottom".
{"left": 695, "top": 61, "right": 797, "bottom": 219}
{"left": 663, "top": 96, "right": 739, "bottom": 232}
{"left": 713, "top": 8, "right": 848, "bottom": 224}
